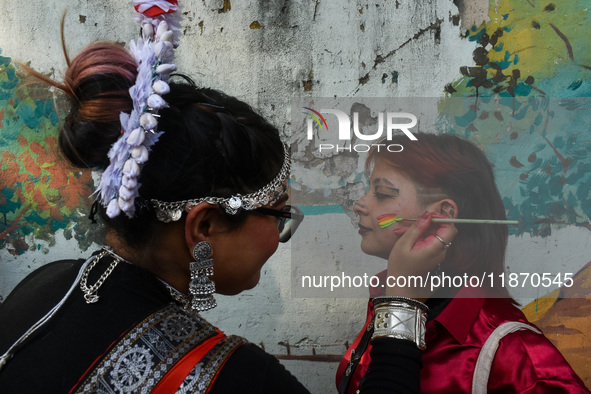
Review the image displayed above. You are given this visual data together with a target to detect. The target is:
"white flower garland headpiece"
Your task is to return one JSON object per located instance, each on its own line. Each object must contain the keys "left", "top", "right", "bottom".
{"left": 95, "top": 1, "right": 291, "bottom": 222}
{"left": 95, "top": 0, "right": 181, "bottom": 218}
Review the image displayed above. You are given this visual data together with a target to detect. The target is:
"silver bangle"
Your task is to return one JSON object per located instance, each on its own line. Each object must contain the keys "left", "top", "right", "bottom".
{"left": 371, "top": 298, "right": 428, "bottom": 350}
{"left": 372, "top": 296, "right": 428, "bottom": 312}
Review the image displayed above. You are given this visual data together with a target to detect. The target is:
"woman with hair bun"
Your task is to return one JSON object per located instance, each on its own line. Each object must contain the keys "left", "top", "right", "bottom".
{"left": 0, "top": 2, "right": 430, "bottom": 393}
{"left": 337, "top": 133, "right": 589, "bottom": 393}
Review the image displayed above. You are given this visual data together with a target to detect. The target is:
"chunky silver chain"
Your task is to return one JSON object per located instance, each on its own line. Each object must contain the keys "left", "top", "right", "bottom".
{"left": 156, "top": 278, "right": 191, "bottom": 308}
{"left": 150, "top": 144, "right": 291, "bottom": 222}
{"left": 79, "top": 247, "right": 122, "bottom": 304}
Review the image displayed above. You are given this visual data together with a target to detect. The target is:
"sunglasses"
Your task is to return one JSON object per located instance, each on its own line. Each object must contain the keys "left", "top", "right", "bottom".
{"left": 254, "top": 205, "right": 304, "bottom": 243}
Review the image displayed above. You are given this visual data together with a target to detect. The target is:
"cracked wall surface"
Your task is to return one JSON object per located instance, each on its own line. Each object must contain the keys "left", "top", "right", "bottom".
{"left": 1, "top": 0, "right": 590, "bottom": 391}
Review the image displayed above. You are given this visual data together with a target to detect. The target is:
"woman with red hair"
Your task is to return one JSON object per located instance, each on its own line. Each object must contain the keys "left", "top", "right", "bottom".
{"left": 337, "top": 133, "right": 589, "bottom": 393}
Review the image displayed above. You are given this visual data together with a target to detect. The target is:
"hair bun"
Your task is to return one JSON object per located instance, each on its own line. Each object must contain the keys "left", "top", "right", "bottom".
{"left": 59, "top": 43, "right": 137, "bottom": 168}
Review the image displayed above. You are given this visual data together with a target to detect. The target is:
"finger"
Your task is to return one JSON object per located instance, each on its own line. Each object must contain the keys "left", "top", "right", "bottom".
{"left": 434, "top": 222, "right": 458, "bottom": 243}
{"left": 394, "top": 213, "right": 451, "bottom": 237}
{"left": 395, "top": 211, "right": 432, "bottom": 251}
{"left": 397, "top": 212, "right": 453, "bottom": 252}
{"left": 393, "top": 225, "right": 411, "bottom": 236}
{"left": 435, "top": 225, "right": 457, "bottom": 241}
{"left": 406, "top": 219, "right": 456, "bottom": 254}
{"left": 426, "top": 213, "right": 458, "bottom": 245}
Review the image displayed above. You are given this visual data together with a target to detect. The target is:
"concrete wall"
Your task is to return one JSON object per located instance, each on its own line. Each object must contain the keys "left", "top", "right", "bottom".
{"left": 1, "top": 0, "right": 590, "bottom": 391}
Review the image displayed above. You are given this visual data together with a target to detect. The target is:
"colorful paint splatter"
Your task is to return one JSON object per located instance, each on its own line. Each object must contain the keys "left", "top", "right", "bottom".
{"left": 441, "top": 2, "right": 591, "bottom": 384}
{"left": 446, "top": 1, "right": 591, "bottom": 97}
{"left": 439, "top": 1, "right": 591, "bottom": 238}
{"left": 0, "top": 52, "right": 100, "bottom": 255}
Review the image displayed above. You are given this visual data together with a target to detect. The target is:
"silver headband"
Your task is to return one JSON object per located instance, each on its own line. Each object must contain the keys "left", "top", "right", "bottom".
{"left": 150, "top": 145, "right": 290, "bottom": 222}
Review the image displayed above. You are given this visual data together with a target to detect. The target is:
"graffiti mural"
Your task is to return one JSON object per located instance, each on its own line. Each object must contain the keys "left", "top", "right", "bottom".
{"left": 444, "top": 1, "right": 591, "bottom": 385}
{"left": 0, "top": 53, "right": 99, "bottom": 256}
{"left": 448, "top": 0, "right": 590, "bottom": 98}
{"left": 441, "top": 0, "right": 590, "bottom": 238}
{"left": 437, "top": 97, "right": 591, "bottom": 238}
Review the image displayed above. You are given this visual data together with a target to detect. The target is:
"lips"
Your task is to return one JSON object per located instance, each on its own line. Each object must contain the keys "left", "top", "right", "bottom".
{"left": 358, "top": 223, "right": 371, "bottom": 235}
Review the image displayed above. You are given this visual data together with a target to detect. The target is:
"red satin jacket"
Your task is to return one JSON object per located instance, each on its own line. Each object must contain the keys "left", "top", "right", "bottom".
{"left": 336, "top": 286, "right": 589, "bottom": 393}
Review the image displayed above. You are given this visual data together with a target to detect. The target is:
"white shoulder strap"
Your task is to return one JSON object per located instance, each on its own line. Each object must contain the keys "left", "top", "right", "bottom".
{"left": 472, "top": 321, "right": 542, "bottom": 394}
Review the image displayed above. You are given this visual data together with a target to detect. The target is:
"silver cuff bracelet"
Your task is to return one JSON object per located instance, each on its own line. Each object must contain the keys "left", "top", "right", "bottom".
{"left": 371, "top": 297, "right": 428, "bottom": 350}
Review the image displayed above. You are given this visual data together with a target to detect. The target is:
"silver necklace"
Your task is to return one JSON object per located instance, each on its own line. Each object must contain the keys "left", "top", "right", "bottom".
{"left": 81, "top": 246, "right": 190, "bottom": 308}
{"left": 79, "top": 247, "right": 122, "bottom": 304}
{"left": 1, "top": 252, "right": 100, "bottom": 372}
{"left": 158, "top": 279, "right": 191, "bottom": 309}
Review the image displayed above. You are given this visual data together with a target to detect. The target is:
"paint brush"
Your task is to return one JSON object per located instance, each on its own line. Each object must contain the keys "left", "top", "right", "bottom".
{"left": 377, "top": 213, "right": 518, "bottom": 228}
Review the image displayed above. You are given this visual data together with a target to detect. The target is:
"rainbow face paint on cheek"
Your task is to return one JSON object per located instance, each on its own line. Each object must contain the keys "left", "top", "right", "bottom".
{"left": 377, "top": 213, "right": 403, "bottom": 228}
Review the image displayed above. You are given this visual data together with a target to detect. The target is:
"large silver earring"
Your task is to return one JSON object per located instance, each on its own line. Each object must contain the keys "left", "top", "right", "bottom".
{"left": 189, "top": 241, "right": 217, "bottom": 311}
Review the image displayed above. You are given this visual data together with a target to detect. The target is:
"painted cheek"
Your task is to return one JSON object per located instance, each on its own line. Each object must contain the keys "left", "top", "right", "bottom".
{"left": 376, "top": 212, "right": 403, "bottom": 229}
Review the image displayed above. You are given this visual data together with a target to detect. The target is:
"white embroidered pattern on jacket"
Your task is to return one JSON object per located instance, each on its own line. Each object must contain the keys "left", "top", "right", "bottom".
{"left": 75, "top": 304, "right": 243, "bottom": 394}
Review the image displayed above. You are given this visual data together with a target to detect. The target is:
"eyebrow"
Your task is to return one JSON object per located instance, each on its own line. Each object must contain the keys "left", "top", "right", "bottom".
{"left": 372, "top": 178, "right": 400, "bottom": 193}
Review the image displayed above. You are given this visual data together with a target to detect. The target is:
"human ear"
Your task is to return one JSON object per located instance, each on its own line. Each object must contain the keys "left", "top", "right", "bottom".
{"left": 184, "top": 202, "right": 223, "bottom": 248}
{"left": 426, "top": 199, "right": 458, "bottom": 218}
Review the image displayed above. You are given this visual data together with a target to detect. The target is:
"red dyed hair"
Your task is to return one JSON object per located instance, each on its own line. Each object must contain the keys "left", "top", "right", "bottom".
{"left": 20, "top": 42, "right": 137, "bottom": 167}
{"left": 367, "top": 133, "right": 512, "bottom": 299}
{"left": 65, "top": 43, "right": 137, "bottom": 122}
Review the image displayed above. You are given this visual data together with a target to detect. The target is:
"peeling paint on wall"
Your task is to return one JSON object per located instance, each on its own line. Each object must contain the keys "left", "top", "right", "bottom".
{"left": 357, "top": 18, "right": 443, "bottom": 87}
{"left": 453, "top": 0, "right": 489, "bottom": 30}
{"left": 217, "top": 0, "right": 231, "bottom": 14}
{"left": 0, "top": 0, "right": 590, "bottom": 390}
